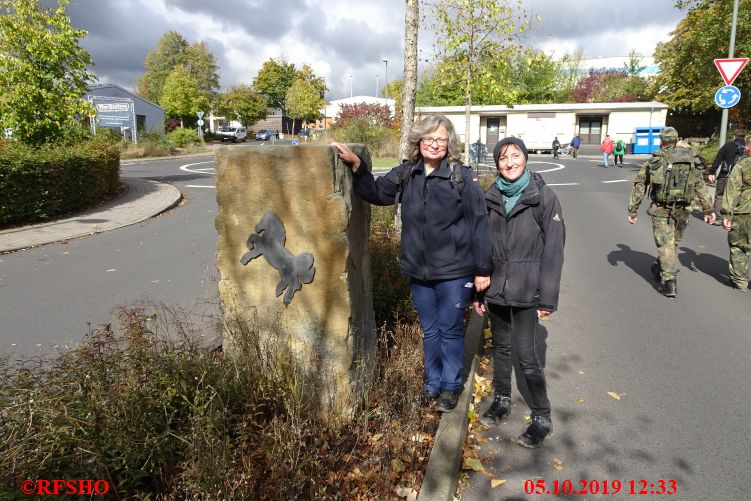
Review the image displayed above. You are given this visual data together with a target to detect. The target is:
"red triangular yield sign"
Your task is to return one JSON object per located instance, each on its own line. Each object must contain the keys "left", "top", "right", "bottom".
{"left": 714, "top": 58, "right": 749, "bottom": 86}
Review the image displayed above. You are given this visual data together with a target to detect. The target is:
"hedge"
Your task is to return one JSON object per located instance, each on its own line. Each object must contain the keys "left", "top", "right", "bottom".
{"left": 0, "top": 135, "right": 120, "bottom": 227}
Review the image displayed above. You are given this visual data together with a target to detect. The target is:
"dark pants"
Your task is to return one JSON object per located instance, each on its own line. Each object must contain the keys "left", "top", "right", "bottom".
{"left": 614, "top": 153, "right": 624, "bottom": 166}
{"left": 553, "top": 147, "right": 559, "bottom": 158}
{"left": 572, "top": 147, "right": 578, "bottom": 158}
{"left": 411, "top": 276, "right": 473, "bottom": 393}
{"left": 714, "top": 176, "right": 729, "bottom": 216}
{"left": 487, "top": 303, "right": 551, "bottom": 417}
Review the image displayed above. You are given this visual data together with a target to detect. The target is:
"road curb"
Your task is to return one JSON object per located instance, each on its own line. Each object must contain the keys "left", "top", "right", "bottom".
{"left": 419, "top": 355, "right": 477, "bottom": 501}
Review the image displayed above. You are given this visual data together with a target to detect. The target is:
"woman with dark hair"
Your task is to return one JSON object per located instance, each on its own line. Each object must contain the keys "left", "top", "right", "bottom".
{"left": 332, "top": 115, "right": 492, "bottom": 412}
{"left": 473, "top": 137, "right": 565, "bottom": 448}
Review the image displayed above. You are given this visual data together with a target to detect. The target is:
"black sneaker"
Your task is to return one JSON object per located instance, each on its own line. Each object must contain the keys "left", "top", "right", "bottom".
{"left": 435, "top": 389, "right": 462, "bottom": 412}
{"left": 724, "top": 278, "right": 748, "bottom": 291}
{"left": 516, "top": 415, "right": 552, "bottom": 448}
{"left": 480, "top": 395, "right": 511, "bottom": 426}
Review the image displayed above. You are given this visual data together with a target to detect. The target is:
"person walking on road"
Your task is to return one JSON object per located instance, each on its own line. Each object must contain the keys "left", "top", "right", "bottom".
{"left": 627, "top": 127, "right": 715, "bottom": 298}
{"left": 720, "top": 134, "right": 751, "bottom": 291}
{"left": 600, "top": 135, "right": 614, "bottom": 168}
{"left": 570, "top": 135, "right": 581, "bottom": 159}
{"left": 711, "top": 128, "right": 746, "bottom": 223}
{"left": 613, "top": 138, "right": 626, "bottom": 167}
{"left": 552, "top": 137, "right": 560, "bottom": 159}
{"left": 332, "top": 115, "right": 492, "bottom": 413}
{"left": 473, "top": 137, "right": 565, "bottom": 448}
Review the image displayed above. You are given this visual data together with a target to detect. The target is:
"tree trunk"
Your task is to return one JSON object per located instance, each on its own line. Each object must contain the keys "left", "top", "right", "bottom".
{"left": 399, "top": 0, "right": 419, "bottom": 161}
{"left": 464, "top": 61, "right": 472, "bottom": 162}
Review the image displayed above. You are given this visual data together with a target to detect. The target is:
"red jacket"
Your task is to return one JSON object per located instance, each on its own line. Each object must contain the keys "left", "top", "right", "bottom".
{"left": 600, "top": 138, "right": 614, "bottom": 154}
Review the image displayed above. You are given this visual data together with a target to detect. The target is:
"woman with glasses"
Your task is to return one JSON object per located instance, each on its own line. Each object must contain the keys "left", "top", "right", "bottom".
{"left": 472, "top": 137, "right": 565, "bottom": 448}
{"left": 332, "top": 114, "right": 492, "bottom": 412}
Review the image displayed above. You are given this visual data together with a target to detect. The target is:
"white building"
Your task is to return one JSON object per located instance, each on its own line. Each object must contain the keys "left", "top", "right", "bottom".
{"left": 415, "top": 101, "right": 668, "bottom": 153}
{"left": 323, "top": 96, "right": 395, "bottom": 127}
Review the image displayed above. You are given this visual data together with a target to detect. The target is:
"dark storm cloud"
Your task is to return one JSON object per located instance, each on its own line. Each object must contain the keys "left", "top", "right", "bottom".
{"left": 164, "top": 0, "right": 307, "bottom": 40}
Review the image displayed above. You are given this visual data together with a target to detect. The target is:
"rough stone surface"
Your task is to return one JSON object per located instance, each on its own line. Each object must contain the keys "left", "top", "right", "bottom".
{"left": 215, "top": 144, "right": 375, "bottom": 416}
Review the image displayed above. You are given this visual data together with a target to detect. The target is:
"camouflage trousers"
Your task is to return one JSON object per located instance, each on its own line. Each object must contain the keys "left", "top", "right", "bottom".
{"left": 727, "top": 214, "right": 751, "bottom": 288}
{"left": 649, "top": 204, "right": 690, "bottom": 281}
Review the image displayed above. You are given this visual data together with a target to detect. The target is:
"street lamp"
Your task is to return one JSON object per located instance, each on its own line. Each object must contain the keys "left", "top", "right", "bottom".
{"left": 382, "top": 58, "right": 389, "bottom": 104}
{"left": 349, "top": 75, "right": 353, "bottom": 98}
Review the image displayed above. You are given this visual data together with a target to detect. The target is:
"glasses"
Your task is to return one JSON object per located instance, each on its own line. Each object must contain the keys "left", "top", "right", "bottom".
{"left": 497, "top": 153, "right": 524, "bottom": 165}
{"left": 421, "top": 137, "right": 448, "bottom": 146}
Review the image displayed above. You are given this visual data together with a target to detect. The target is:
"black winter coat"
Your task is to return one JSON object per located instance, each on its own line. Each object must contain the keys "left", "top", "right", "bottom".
{"left": 482, "top": 173, "right": 565, "bottom": 311}
{"left": 352, "top": 156, "right": 492, "bottom": 281}
{"left": 711, "top": 138, "right": 746, "bottom": 178}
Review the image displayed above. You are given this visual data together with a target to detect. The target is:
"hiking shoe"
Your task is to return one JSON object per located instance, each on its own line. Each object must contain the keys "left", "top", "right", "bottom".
{"left": 658, "top": 279, "right": 677, "bottom": 298}
{"left": 419, "top": 390, "right": 440, "bottom": 407}
{"left": 724, "top": 279, "right": 748, "bottom": 291}
{"left": 435, "top": 389, "right": 462, "bottom": 412}
{"left": 516, "top": 415, "right": 552, "bottom": 448}
{"left": 480, "top": 395, "right": 511, "bottom": 426}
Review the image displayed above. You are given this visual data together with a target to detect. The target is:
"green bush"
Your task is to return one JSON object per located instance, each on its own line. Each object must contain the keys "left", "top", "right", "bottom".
{"left": 0, "top": 134, "right": 120, "bottom": 226}
{"left": 120, "top": 131, "right": 176, "bottom": 159}
{"left": 330, "top": 120, "right": 398, "bottom": 158}
{"left": 168, "top": 127, "right": 201, "bottom": 148}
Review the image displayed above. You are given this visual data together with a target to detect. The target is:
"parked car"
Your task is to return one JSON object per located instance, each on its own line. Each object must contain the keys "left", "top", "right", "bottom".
{"left": 218, "top": 126, "right": 247, "bottom": 142}
{"left": 255, "top": 129, "right": 277, "bottom": 141}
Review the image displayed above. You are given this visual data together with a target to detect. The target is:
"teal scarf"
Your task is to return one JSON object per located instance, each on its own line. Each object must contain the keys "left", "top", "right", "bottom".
{"left": 495, "top": 169, "right": 531, "bottom": 214}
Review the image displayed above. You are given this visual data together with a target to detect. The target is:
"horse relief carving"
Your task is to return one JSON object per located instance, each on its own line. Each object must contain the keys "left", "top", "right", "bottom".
{"left": 240, "top": 212, "right": 316, "bottom": 305}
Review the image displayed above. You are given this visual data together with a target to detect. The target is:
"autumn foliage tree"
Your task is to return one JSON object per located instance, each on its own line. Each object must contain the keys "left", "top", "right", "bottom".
{"left": 0, "top": 0, "right": 96, "bottom": 144}
{"left": 334, "top": 103, "right": 395, "bottom": 129}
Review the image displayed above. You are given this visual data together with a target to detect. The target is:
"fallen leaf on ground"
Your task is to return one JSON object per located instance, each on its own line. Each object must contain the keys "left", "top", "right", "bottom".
{"left": 106, "top": 268, "right": 116, "bottom": 272}
{"left": 393, "top": 485, "right": 417, "bottom": 499}
{"left": 577, "top": 370, "right": 585, "bottom": 375}
{"left": 410, "top": 432, "right": 427, "bottom": 442}
{"left": 391, "top": 458, "right": 405, "bottom": 473}
{"left": 491, "top": 478, "right": 507, "bottom": 488}
{"left": 552, "top": 458, "right": 565, "bottom": 471}
{"left": 607, "top": 391, "right": 622, "bottom": 400}
{"left": 464, "top": 457, "right": 485, "bottom": 472}
{"left": 576, "top": 398, "right": 585, "bottom": 404}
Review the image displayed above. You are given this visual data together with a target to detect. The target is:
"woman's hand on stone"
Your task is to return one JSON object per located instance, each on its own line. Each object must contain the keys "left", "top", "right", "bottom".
{"left": 331, "top": 142, "right": 360, "bottom": 172}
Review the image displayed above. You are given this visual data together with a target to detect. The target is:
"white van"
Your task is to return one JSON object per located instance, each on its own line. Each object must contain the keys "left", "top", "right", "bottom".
{"left": 219, "top": 126, "right": 247, "bottom": 142}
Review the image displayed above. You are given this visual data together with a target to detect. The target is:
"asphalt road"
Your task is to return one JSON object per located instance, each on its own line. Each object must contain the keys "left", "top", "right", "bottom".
{"left": 462, "top": 156, "right": 751, "bottom": 501}
{"left": 1, "top": 151, "right": 749, "bottom": 499}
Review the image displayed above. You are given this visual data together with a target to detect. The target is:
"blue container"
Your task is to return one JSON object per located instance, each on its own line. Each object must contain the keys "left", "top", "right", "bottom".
{"left": 633, "top": 126, "right": 664, "bottom": 154}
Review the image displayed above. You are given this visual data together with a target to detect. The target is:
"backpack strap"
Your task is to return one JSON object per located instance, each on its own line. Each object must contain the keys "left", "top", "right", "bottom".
{"left": 450, "top": 163, "right": 466, "bottom": 196}
{"left": 532, "top": 173, "right": 546, "bottom": 236}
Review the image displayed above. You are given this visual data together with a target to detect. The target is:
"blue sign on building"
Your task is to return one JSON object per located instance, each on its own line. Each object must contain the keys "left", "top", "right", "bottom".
{"left": 714, "top": 85, "right": 741, "bottom": 109}
{"left": 89, "top": 96, "right": 137, "bottom": 143}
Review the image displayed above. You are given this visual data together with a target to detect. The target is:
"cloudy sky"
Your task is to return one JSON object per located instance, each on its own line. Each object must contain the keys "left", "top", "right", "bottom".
{"left": 64, "top": 0, "right": 687, "bottom": 101}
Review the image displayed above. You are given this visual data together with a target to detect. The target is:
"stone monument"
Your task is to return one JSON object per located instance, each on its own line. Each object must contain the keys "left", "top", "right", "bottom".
{"left": 215, "top": 144, "right": 375, "bottom": 417}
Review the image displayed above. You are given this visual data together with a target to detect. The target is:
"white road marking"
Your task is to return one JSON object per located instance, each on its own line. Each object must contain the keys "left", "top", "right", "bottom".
{"left": 528, "top": 161, "right": 565, "bottom": 173}
{"left": 185, "top": 185, "right": 216, "bottom": 188}
{"left": 602, "top": 179, "right": 630, "bottom": 183}
{"left": 180, "top": 160, "right": 215, "bottom": 174}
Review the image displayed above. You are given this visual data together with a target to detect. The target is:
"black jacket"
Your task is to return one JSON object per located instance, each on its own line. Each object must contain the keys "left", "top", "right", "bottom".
{"left": 711, "top": 138, "right": 746, "bottom": 178}
{"left": 481, "top": 173, "right": 565, "bottom": 311}
{"left": 352, "top": 156, "right": 492, "bottom": 281}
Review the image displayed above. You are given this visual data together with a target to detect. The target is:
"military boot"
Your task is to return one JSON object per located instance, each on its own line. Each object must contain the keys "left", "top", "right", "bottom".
{"left": 658, "top": 279, "right": 677, "bottom": 298}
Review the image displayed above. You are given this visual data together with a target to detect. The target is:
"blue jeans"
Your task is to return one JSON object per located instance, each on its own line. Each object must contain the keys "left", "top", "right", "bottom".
{"left": 602, "top": 152, "right": 610, "bottom": 167}
{"left": 411, "top": 276, "right": 473, "bottom": 392}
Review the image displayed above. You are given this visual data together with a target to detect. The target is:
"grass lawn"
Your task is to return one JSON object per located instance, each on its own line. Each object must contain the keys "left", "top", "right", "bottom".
{"left": 372, "top": 157, "right": 398, "bottom": 169}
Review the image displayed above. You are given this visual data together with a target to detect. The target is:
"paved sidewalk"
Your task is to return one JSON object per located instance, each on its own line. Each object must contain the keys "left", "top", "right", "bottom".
{"left": 0, "top": 177, "right": 182, "bottom": 253}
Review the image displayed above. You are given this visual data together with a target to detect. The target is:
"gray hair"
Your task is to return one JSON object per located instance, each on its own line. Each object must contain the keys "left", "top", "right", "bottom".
{"left": 406, "top": 114, "right": 461, "bottom": 164}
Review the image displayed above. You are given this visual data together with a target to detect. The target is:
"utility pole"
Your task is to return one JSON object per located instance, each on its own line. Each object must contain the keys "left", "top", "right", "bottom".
{"left": 382, "top": 58, "right": 389, "bottom": 108}
{"left": 719, "top": 0, "right": 740, "bottom": 144}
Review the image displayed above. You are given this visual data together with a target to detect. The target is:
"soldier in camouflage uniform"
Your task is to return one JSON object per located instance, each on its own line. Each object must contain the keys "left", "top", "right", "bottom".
{"left": 627, "top": 127, "right": 716, "bottom": 297}
{"left": 721, "top": 135, "right": 751, "bottom": 291}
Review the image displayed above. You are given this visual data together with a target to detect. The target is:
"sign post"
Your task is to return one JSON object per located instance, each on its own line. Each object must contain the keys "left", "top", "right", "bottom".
{"left": 89, "top": 96, "right": 138, "bottom": 145}
{"left": 196, "top": 111, "right": 205, "bottom": 144}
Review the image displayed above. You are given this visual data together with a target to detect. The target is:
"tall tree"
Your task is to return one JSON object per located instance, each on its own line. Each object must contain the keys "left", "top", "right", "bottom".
{"left": 213, "top": 85, "right": 268, "bottom": 127}
{"left": 136, "top": 31, "right": 188, "bottom": 103}
{"left": 0, "top": 0, "right": 96, "bottom": 144}
{"left": 295, "top": 63, "right": 328, "bottom": 98}
{"left": 653, "top": 0, "right": 751, "bottom": 123}
{"left": 286, "top": 78, "right": 324, "bottom": 132}
{"left": 427, "top": 0, "right": 528, "bottom": 159}
{"left": 136, "top": 32, "right": 219, "bottom": 105}
{"left": 252, "top": 57, "right": 298, "bottom": 117}
{"left": 159, "top": 66, "right": 209, "bottom": 127}
{"left": 400, "top": 0, "right": 419, "bottom": 160}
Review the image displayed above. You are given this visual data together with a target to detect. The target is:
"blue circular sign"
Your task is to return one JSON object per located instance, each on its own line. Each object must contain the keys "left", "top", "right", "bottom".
{"left": 715, "top": 85, "right": 741, "bottom": 108}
